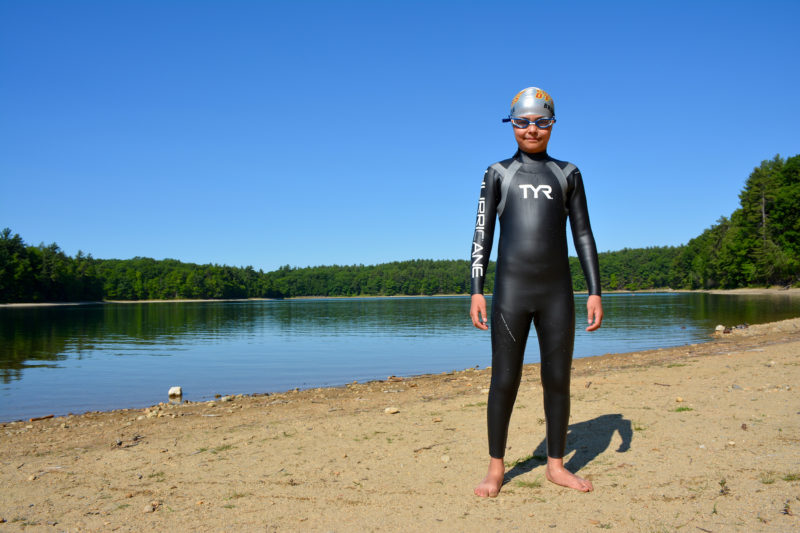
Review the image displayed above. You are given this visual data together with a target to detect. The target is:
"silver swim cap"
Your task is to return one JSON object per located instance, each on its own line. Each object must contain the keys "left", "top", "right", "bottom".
{"left": 509, "top": 87, "right": 555, "bottom": 118}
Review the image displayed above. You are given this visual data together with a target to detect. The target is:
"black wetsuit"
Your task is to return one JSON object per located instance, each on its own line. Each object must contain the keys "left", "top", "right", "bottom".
{"left": 470, "top": 149, "right": 601, "bottom": 459}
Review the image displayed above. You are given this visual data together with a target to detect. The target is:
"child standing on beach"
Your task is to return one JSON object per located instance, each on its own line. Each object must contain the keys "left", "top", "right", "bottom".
{"left": 469, "top": 87, "right": 603, "bottom": 497}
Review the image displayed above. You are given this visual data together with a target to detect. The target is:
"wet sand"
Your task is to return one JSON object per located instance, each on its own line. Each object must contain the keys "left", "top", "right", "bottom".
{"left": 1, "top": 318, "right": 799, "bottom": 531}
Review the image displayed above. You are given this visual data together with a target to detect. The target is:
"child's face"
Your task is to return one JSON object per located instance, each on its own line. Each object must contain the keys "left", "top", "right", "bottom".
{"left": 512, "top": 115, "right": 553, "bottom": 154}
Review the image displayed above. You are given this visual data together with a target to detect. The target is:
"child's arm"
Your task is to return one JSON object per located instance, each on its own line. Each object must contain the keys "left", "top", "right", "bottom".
{"left": 469, "top": 167, "right": 499, "bottom": 330}
{"left": 567, "top": 168, "right": 603, "bottom": 331}
{"left": 567, "top": 168, "right": 601, "bottom": 297}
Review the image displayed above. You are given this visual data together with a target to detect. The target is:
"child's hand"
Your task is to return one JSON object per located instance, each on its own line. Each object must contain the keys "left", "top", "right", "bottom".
{"left": 586, "top": 294, "right": 603, "bottom": 332}
{"left": 470, "top": 294, "right": 489, "bottom": 330}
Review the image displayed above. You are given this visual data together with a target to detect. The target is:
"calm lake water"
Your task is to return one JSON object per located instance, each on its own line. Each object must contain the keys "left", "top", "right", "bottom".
{"left": 1, "top": 293, "right": 798, "bottom": 422}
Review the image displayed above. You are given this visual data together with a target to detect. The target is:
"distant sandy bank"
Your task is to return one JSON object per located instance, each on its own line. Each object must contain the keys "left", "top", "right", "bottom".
{"left": 603, "top": 287, "right": 800, "bottom": 296}
{"left": 703, "top": 287, "right": 800, "bottom": 295}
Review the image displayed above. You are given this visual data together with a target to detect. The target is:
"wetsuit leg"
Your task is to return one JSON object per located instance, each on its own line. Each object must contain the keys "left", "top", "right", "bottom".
{"left": 487, "top": 296, "right": 533, "bottom": 459}
{"left": 533, "top": 291, "right": 575, "bottom": 458}
{"left": 487, "top": 288, "right": 575, "bottom": 460}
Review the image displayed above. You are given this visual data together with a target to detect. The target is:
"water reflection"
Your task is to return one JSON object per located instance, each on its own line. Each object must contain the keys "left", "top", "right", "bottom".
{"left": 0, "top": 293, "right": 797, "bottom": 421}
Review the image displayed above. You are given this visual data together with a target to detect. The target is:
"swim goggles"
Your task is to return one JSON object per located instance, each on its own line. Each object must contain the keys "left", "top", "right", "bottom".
{"left": 502, "top": 116, "right": 557, "bottom": 129}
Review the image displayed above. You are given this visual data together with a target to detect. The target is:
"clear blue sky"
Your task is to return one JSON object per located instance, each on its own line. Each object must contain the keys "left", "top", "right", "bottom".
{"left": 2, "top": 0, "right": 798, "bottom": 272}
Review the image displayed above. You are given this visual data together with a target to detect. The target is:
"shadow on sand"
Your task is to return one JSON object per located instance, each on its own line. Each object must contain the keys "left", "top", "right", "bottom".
{"left": 504, "top": 413, "right": 633, "bottom": 484}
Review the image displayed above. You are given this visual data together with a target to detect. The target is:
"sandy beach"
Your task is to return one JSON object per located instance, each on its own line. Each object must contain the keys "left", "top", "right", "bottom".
{"left": 1, "top": 317, "right": 799, "bottom": 531}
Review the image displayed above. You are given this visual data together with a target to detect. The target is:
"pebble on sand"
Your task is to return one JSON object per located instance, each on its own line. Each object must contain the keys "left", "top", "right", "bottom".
{"left": 384, "top": 407, "right": 400, "bottom": 414}
{"left": 168, "top": 386, "right": 182, "bottom": 398}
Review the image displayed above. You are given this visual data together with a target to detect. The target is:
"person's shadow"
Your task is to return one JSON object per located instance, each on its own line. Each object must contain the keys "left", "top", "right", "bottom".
{"left": 504, "top": 413, "right": 632, "bottom": 483}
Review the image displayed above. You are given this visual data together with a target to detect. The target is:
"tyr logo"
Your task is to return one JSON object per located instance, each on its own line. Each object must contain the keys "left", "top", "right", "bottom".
{"left": 519, "top": 184, "right": 553, "bottom": 200}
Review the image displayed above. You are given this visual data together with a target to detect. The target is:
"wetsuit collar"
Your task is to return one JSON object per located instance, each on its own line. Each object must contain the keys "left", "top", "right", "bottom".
{"left": 515, "top": 149, "right": 550, "bottom": 164}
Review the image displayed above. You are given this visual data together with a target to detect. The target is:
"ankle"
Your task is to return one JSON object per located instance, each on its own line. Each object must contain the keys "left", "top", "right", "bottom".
{"left": 488, "top": 457, "right": 505, "bottom": 471}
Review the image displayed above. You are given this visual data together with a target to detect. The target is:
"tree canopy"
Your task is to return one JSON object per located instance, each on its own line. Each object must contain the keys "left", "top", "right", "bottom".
{"left": 671, "top": 154, "right": 799, "bottom": 288}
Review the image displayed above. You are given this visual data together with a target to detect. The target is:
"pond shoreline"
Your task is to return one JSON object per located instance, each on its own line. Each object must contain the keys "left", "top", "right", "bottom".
{"left": 3, "top": 292, "right": 798, "bottom": 424}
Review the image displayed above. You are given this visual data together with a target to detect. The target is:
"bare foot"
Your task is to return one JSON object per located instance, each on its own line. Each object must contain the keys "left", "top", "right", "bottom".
{"left": 545, "top": 457, "right": 593, "bottom": 492}
{"left": 474, "top": 457, "right": 505, "bottom": 497}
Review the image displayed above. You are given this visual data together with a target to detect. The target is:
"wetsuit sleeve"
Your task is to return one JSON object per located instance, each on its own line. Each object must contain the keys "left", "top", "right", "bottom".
{"left": 470, "top": 167, "right": 499, "bottom": 294}
{"left": 567, "top": 169, "right": 602, "bottom": 296}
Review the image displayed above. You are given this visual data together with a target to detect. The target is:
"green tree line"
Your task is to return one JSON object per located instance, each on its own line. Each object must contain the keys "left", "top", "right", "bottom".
{"left": 670, "top": 154, "right": 799, "bottom": 288}
{"left": 0, "top": 235, "right": 495, "bottom": 302}
{"left": 1, "top": 154, "right": 796, "bottom": 303}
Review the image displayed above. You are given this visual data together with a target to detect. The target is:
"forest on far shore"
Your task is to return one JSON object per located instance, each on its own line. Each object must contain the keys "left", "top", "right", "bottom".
{"left": 1, "top": 154, "right": 797, "bottom": 303}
